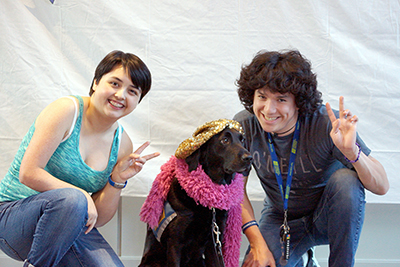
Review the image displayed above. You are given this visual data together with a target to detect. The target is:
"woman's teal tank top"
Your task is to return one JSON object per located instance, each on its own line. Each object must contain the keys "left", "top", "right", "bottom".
{"left": 0, "top": 96, "right": 122, "bottom": 202}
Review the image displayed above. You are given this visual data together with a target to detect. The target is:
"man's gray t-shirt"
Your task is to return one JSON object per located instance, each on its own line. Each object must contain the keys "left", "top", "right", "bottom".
{"left": 234, "top": 105, "right": 370, "bottom": 220}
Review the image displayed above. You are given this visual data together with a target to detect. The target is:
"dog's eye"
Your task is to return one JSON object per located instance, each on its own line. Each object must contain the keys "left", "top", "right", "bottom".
{"left": 220, "top": 137, "right": 230, "bottom": 145}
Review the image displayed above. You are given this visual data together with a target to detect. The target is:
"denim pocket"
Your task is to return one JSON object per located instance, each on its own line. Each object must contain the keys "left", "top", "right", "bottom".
{"left": 0, "top": 238, "right": 23, "bottom": 261}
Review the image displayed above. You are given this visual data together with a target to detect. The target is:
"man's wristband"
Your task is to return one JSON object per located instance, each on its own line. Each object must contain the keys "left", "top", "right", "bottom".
{"left": 108, "top": 176, "right": 127, "bottom": 189}
{"left": 242, "top": 220, "right": 259, "bottom": 233}
{"left": 344, "top": 142, "right": 361, "bottom": 163}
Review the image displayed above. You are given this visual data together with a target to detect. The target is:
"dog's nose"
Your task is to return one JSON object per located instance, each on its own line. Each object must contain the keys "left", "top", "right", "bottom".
{"left": 241, "top": 154, "right": 252, "bottom": 162}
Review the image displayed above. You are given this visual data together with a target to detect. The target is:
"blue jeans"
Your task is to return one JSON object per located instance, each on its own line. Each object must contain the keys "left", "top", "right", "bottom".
{"left": 0, "top": 188, "right": 124, "bottom": 267}
{"left": 253, "top": 168, "right": 366, "bottom": 267}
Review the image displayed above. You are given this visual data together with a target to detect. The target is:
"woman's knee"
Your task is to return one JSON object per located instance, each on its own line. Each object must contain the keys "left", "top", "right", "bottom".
{"left": 47, "top": 188, "right": 88, "bottom": 216}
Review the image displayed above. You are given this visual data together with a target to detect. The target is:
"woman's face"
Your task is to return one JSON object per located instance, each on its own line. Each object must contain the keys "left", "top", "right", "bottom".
{"left": 91, "top": 65, "right": 141, "bottom": 120}
{"left": 253, "top": 88, "right": 299, "bottom": 136}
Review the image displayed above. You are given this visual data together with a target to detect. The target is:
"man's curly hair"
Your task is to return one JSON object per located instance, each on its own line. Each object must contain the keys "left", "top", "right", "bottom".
{"left": 236, "top": 50, "right": 322, "bottom": 116}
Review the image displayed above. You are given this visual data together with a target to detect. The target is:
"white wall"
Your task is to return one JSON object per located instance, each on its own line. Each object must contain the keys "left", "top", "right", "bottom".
{"left": 1, "top": 0, "right": 399, "bottom": 266}
{"left": 0, "top": 0, "right": 399, "bottom": 203}
{"left": 1, "top": 198, "right": 399, "bottom": 266}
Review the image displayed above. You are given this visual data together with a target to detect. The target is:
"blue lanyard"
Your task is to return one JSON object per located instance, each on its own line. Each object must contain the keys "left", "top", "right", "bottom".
{"left": 267, "top": 120, "right": 300, "bottom": 211}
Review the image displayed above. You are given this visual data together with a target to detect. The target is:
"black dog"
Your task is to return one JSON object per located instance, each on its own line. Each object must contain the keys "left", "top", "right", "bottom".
{"left": 139, "top": 127, "right": 252, "bottom": 267}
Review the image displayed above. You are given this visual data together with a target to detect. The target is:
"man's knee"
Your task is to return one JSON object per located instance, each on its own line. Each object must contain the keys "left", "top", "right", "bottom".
{"left": 330, "top": 168, "right": 363, "bottom": 190}
{"left": 328, "top": 168, "right": 365, "bottom": 208}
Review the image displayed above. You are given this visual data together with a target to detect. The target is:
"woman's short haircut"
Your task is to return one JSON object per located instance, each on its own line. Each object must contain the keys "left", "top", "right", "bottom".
{"left": 89, "top": 50, "right": 151, "bottom": 102}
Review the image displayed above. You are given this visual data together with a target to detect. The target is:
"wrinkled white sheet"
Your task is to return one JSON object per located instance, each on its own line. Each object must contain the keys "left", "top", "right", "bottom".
{"left": 0, "top": 0, "right": 398, "bottom": 203}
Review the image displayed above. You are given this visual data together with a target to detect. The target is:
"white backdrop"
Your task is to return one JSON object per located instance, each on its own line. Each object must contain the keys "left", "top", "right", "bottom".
{"left": 0, "top": 0, "right": 399, "bottom": 203}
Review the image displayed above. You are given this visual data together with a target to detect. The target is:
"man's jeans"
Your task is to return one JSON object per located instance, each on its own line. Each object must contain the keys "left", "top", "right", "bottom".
{"left": 254, "top": 168, "right": 366, "bottom": 267}
{"left": 0, "top": 188, "right": 124, "bottom": 267}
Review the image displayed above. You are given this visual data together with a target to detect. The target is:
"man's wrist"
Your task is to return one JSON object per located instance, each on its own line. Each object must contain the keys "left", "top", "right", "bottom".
{"left": 242, "top": 220, "right": 259, "bottom": 233}
{"left": 344, "top": 142, "right": 361, "bottom": 163}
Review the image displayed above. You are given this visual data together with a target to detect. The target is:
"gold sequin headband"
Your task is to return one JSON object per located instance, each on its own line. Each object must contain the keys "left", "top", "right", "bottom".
{"left": 175, "top": 119, "right": 244, "bottom": 159}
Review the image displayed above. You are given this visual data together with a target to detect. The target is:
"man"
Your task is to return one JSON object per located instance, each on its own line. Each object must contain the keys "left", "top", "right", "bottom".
{"left": 234, "top": 50, "right": 389, "bottom": 267}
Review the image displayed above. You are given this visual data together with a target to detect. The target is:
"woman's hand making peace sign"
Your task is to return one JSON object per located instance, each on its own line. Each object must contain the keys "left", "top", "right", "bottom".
{"left": 112, "top": 141, "right": 160, "bottom": 183}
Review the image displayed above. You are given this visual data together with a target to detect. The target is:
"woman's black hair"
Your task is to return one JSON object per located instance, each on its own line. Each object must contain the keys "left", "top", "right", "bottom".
{"left": 89, "top": 50, "right": 151, "bottom": 102}
{"left": 236, "top": 50, "right": 322, "bottom": 115}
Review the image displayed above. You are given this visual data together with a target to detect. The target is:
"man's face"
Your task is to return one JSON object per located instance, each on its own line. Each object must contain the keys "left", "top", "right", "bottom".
{"left": 252, "top": 88, "right": 299, "bottom": 136}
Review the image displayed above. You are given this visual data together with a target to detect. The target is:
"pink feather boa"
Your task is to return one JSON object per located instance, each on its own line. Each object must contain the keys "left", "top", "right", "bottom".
{"left": 140, "top": 156, "right": 244, "bottom": 267}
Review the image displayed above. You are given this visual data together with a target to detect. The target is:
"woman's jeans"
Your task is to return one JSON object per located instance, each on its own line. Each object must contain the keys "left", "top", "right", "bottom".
{"left": 0, "top": 188, "right": 124, "bottom": 267}
{"left": 254, "top": 168, "right": 366, "bottom": 267}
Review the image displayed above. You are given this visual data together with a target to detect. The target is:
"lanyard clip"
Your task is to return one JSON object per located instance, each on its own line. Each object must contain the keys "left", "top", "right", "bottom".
{"left": 280, "top": 209, "right": 290, "bottom": 265}
{"left": 283, "top": 210, "right": 289, "bottom": 230}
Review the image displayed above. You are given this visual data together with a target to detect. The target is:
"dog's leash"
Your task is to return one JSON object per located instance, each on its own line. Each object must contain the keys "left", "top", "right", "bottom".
{"left": 211, "top": 208, "right": 226, "bottom": 267}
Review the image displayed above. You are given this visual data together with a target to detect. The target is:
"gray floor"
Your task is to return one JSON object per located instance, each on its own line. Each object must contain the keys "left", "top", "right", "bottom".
{"left": 1, "top": 199, "right": 399, "bottom": 266}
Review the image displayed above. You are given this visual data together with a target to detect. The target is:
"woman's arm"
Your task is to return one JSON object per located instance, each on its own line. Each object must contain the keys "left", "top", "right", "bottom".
{"left": 19, "top": 97, "right": 99, "bottom": 233}
{"left": 241, "top": 176, "right": 276, "bottom": 267}
{"left": 92, "top": 133, "right": 160, "bottom": 227}
{"left": 90, "top": 131, "right": 134, "bottom": 228}
{"left": 20, "top": 97, "right": 83, "bottom": 191}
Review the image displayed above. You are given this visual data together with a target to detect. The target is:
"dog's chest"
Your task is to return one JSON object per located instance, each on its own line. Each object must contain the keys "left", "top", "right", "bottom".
{"left": 167, "top": 178, "right": 228, "bottom": 235}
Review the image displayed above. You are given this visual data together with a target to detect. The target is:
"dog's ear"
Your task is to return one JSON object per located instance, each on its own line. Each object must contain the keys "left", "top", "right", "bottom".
{"left": 185, "top": 148, "right": 201, "bottom": 172}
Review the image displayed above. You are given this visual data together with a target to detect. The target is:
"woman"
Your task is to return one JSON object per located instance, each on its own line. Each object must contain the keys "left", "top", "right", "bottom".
{"left": 0, "top": 50, "right": 160, "bottom": 266}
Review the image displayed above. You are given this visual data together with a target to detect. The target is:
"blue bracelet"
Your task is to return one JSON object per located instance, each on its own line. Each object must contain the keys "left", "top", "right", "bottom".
{"left": 242, "top": 220, "right": 259, "bottom": 233}
{"left": 345, "top": 142, "right": 361, "bottom": 163}
{"left": 108, "top": 176, "right": 127, "bottom": 189}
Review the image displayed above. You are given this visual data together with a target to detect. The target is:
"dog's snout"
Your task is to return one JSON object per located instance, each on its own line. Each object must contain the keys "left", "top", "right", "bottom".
{"left": 241, "top": 153, "right": 252, "bottom": 162}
